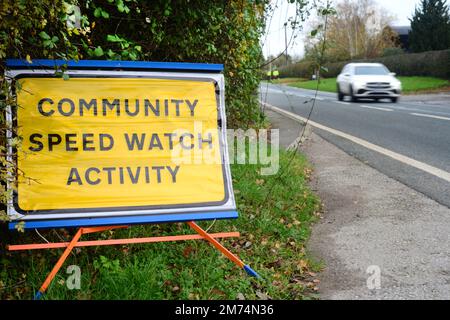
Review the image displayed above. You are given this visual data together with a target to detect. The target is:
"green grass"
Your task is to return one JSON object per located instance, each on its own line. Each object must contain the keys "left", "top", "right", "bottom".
{"left": 396, "top": 77, "right": 450, "bottom": 93}
{"left": 0, "top": 148, "right": 322, "bottom": 300}
{"left": 286, "top": 76, "right": 450, "bottom": 94}
{"left": 288, "top": 78, "right": 337, "bottom": 93}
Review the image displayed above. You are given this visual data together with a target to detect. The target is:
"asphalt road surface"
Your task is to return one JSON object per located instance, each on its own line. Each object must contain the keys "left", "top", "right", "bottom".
{"left": 260, "top": 83, "right": 450, "bottom": 208}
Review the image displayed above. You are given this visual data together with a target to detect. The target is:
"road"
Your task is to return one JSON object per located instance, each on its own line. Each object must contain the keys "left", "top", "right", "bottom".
{"left": 260, "top": 83, "right": 450, "bottom": 208}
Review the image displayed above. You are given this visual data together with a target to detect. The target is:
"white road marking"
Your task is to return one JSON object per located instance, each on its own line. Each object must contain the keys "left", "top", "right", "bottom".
{"left": 336, "top": 101, "right": 350, "bottom": 105}
{"left": 300, "top": 96, "right": 324, "bottom": 101}
{"left": 261, "top": 101, "right": 450, "bottom": 183}
{"left": 386, "top": 105, "right": 450, "bottom": 116}
{"left": 410, "top": 113, "right": 450, "bottom": 121}
{"left": 284, "top": 93, "right": 324, "bottom": 101}
{"left": 359, "top": 105, "right": 393, "bottom": 112}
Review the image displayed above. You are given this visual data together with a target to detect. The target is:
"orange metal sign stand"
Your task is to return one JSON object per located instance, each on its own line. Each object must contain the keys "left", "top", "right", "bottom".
{"left": 7, "top": 221, "right": 260, "bottom": 300}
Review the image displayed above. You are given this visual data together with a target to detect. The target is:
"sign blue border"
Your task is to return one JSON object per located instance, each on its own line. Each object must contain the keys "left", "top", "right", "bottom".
{"left": 9, "top": 211, "right": 238, "bottom": 230}
{"left": 6, "top": 59, "right": 223, "bottom": 72}
{"left": 7, "top": 59, "right": 235, "bottom": 230}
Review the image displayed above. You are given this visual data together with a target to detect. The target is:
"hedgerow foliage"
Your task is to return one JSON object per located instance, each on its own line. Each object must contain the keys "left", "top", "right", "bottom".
{"left": 0, "top": 0, "right": 269, "bottom": 222}
{"left": 279, "top": 49, "right": 450, "bottom": 79}
{"left": 80, "top": 0, "right": 267, "bottom": 127}
{"left": 0, "top": 0, "right": 90, "bottom": 224}
{"left": 1, "top": 0, "right": 267, "bottom": 124}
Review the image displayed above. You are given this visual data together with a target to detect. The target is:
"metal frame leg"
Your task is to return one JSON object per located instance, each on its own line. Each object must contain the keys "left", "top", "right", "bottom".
{"left": 29, "top": 224, "right": 245, "bottom": 299}
{"left": 34, "top": 228, "right": 83, "bottom": 300}
{"left": 187, "top": 221, "right": 260, "bottom": 278}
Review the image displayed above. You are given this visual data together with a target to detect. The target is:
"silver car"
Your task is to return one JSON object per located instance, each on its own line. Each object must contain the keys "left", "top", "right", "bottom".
{"left": 336, "top": 63, "right": 402, "bottom": 103}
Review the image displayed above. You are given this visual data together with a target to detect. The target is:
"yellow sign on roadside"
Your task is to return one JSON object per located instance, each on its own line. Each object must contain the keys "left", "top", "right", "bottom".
{"left": 12, "top": 75, "right": 233, "bottom": 218}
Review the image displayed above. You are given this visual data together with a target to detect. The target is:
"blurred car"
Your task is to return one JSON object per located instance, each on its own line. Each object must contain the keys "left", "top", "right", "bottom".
{"left": 336, "top": 63, "right": 402, "bottom": 103}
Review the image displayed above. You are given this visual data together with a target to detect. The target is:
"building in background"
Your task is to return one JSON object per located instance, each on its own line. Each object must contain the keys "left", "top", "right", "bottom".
{"left": 389, "top": 26, "right": 412, "bottom": 51}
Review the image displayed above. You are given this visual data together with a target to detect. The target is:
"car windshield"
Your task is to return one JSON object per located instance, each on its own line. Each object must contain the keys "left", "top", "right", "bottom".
{"left": 354, "top": 66, "right": 389, "bottom": 75}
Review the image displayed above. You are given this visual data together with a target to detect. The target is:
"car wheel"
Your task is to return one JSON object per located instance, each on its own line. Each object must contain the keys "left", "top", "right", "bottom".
{"left": 350, "top": 86, "right": 358, "bottom": 102}
{"left": 337, "top": 84, "right": 344, "bottom": 101}
{"left": 391, "top": 97, "right": 398, "bottom": 103}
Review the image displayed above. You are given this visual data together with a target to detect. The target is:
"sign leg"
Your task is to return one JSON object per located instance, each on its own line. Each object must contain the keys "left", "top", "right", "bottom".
{"left": 34, "top": 228, "right": 83, "bottom": 300}
{"left": 186, "top": 221, "right": 261, "bottom": 279}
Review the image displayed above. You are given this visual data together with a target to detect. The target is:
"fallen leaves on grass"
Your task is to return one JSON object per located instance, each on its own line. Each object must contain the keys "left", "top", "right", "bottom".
{"left": 172, "top": 286, "right": 180, "bottom": 292}
{"left": 256, "top": 290, "right": 271, "bottom": 300}
{"left": 297, "top": 259, "right": 309, "bottom": 272}
{"left": 183, "top": 246, "right": 195, "bottom": 258}
{"left": 211, "top": 288, "right": 227, "bottom": 298}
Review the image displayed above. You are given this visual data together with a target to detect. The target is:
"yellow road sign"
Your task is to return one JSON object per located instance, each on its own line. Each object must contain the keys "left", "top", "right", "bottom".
{"left": 15, "top": 76, "right": 229, "bottom": 213}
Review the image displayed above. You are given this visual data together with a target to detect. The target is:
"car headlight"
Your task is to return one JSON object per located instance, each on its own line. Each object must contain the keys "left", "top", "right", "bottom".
{"left": 392, "top": 81, "right": 402, "bottom": 89}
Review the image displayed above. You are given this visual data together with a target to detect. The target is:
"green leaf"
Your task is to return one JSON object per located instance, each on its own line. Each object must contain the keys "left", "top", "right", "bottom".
{"left": 43, "top": 39, "right": 52, "bottom": 47}
{"left": 94, "top": 46, "right": 104, "bottom": 57}
{"left": 62, "top": 73, "right": 70, "bottom": 81}
{"left": 39, "top": 31, "right": 50, "bottom": 40}
{"left": 81, "top": 39, "right": 89, "bottom": 49}
{"left": 14, "top": 221, "right": 25, "bottom": 233}
{"left": 310, "top": 29, "right": 318, "bottom": 37}
{"left": 106, "top": 49, "right": 116, "bottom": 58}
{"left": 101, "top": 10, "right": 110, "bottom": 19}
{"left": 107, "top": 34, "right": 117, "bottom": 42}
{"left": 51, "top": 36, "right": 59, "bottom": 43}
{"left": 134, "top": 45, "right": 142, "bottom": 52}
{"left": 129, "top": 52, "right": 137, "bottom": 60}
{"left": 94, "top": 7, "right": 102, "bottom": 18}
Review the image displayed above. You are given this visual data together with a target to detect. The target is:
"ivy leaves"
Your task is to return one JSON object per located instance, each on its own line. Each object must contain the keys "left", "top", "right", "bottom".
{"left": 86, "top": 34, "right": 141, "bottom": 60}
{"left": 116, "top": 0, "right": 131, "bottom": 14}
{"left": 94, "top": 0, "right": 131, "bottom": 19}
{"left": 94, "top": 7, "right": 110, "bottom": 19}
{"left": 87, "top": 1, "right": 142, "bottom": 61}
{"left": 38, "top": 31, "right": 59, "bottom": 49}
{"left": 93, "top": 46, "right": 104, "bottom": 57}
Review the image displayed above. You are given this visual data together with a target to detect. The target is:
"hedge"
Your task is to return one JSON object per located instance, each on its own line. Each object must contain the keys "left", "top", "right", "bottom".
{"left": 279, "top": 49, "right": 450, "bottom": 79}
{"left": 0, "top": 1, "right": 268, "bottom": 224}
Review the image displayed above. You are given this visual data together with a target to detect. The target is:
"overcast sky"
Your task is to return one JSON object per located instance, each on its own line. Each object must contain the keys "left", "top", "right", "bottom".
{"left": 262, "top": 0, "right": 439, "bottom": 58}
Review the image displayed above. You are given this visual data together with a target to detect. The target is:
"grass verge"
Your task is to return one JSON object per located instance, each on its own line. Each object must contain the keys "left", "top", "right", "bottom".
{"left": 265, "top": 78, "right": 305, "bottom": 85}
{"left": 1, "top": 148, "right": 322, "bottom": 300}
{"left": 286, "top": 76, "right": 450, "bottom": 94}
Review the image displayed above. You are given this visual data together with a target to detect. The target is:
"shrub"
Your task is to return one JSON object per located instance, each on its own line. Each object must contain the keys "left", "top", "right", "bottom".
{"left": 0, "top": 0, "right": 269, "bottom": 222}
{"left": 278, "top": 61, "right": 315, "bottom": 79}
{"left": 370, "top": 50, "right": 450, "bottom": 79}
{"left": 280, "top": 49, "right": 450, "bottom": 79}
{"left": 382, "top": 47, "right": 405, "bottom": 57}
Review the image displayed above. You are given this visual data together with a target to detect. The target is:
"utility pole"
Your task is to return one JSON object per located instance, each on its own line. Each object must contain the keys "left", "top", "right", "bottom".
{"left": 284, "top": 22, "right": 288, "bottom": 66}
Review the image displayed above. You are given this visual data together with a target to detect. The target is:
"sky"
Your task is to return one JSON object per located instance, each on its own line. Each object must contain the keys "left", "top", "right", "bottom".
{"left": 262, "top": 0, "right": 432, "bottom": 58}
